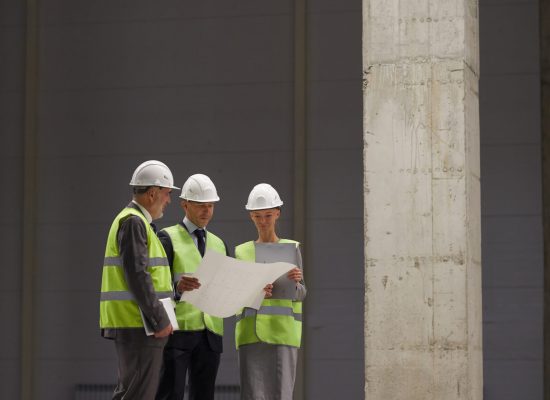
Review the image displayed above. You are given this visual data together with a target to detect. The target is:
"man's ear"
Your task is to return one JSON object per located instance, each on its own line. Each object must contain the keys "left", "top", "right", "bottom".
{"left": 146, "top": 187, "right": 157, "bottom": 203}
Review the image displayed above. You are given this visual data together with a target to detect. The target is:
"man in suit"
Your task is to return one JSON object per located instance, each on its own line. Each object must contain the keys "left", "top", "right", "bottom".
{"left": 156, "top": 174, "right": 228, "bottom": 400}
{"left": 100, "top": 160, "right": 179, "bottom": 399}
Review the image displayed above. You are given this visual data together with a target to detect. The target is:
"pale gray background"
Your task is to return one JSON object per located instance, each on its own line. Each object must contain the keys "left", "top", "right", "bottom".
{"left": 0, "top": 0, "right": 542, "bottom": 399}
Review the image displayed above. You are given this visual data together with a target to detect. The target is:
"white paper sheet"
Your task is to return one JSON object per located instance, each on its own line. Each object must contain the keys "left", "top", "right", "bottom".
{"left": 141, "top": 297, "right": 179, "bottom": 336}
{"left": 180, "top": 249, "right": 295, "bottom": 318}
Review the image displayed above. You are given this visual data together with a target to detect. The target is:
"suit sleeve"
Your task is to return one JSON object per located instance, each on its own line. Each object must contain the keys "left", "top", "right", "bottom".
{"left": 117, "top": 216, "right": 170, "bottom": 332}
{"left": 222, "top": 239, "right": 231, "bottom": 257}
{"left": 158, "top": 230, "right": 175, "bottom": 266}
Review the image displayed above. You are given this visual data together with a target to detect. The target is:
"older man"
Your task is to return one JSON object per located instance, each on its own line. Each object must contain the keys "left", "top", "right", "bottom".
{"left": 100, "top": 160, "right": 179, "bottom": 399}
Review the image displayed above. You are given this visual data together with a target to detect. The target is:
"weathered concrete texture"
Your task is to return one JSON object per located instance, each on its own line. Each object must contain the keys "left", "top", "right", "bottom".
{"left": 363, "top": 0, "right": 481, "bottom": 399}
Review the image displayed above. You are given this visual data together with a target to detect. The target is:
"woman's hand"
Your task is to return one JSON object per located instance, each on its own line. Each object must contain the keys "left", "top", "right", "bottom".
{"left": 264, "top": 283, "right": 273, "bottom": 298}
{"left": 287, "top": 267, "right": 302, "bottom": 283}
{"left": 177, "top": 276, "right": 201, "bottom": 293}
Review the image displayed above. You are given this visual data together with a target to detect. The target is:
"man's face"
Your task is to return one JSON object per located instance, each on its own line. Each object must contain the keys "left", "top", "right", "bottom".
{"left": 250, "top": 208, "right": 280, "bottom": 232}
{"left": 182, "top": 200, "right": 214, "bottom": 228}
{"left": 149, "top": 187, "right": 172, "bottom": 220}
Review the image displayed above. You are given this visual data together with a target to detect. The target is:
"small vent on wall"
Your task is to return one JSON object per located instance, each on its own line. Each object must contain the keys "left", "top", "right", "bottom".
{"left": 75, "top": 384, "right": 240, "bottom": 400}
{"left": 74, "top": 384, "right": 115, "bottom": 400}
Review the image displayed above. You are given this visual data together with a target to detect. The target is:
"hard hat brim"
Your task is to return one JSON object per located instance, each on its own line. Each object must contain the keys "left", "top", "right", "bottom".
{"left": 180, "top": 195, "right": 220, "bottom": 202}
{"left": 245, "top": 202, "right": 283, "bottom": 211}
{"left": 129, "top": 183, "right": 180, "bottom": 190}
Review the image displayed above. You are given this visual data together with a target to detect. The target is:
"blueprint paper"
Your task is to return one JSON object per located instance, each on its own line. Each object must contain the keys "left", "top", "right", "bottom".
{"left": 180, "top": 249, "right": 295, "bottom": 318}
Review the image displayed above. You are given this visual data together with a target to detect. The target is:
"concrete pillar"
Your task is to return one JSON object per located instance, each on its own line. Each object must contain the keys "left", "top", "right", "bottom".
{"left": 362, "top": 1, "right": 482, "bottom": 399}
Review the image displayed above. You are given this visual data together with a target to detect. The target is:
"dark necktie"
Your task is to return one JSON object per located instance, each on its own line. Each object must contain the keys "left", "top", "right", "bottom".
{"left": 195, "top": 229, "right": 205, "bottom": 257}
{"left": 150, "top": 223, "right": 158, "bottom": 233}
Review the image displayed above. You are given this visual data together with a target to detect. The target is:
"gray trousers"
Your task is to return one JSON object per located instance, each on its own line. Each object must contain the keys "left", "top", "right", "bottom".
{"left": 112, "top": 330, "right": 168, "bottom": 400}
{"left": 238, "top": 343, "right": 298, "bottom": 400}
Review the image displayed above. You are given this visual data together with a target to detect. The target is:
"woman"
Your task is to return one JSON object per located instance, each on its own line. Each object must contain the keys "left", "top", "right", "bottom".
{"left": 234, "top": 183, "right": 306, "bottom": 400}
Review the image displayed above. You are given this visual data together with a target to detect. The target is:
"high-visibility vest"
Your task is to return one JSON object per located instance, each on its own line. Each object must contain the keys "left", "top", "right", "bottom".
{"left": 234, "top": 240, "right": 303, "bottom": 348}
{"left": 99, "top": 207, "right": 173, "bottom": 329}
{"left": 162, "top": 224, "right": 226, "bottom": 336}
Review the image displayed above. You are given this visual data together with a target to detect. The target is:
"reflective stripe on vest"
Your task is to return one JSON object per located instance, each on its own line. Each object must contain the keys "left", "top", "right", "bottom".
{"left": 236, "top": 305, "right": 302, "bottom": 322}
{"left": 100, "top": 291, "right": 173, "bottom": 301}
{"left": 163, "top": 224, "right": 226, "bottom": 336}
{"left": 234, "top": 239, "right": 303, "bottom": 348}
{"left": 99, "top": 207, "right": 173, "bottom": 329}
{"left": 103, "top": 256, "right": 169, "bottom": 268}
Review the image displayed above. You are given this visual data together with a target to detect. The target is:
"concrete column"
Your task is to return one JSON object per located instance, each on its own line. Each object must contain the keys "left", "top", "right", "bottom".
{"left": 362, "top": 1, "right": 482, "bottom": 399}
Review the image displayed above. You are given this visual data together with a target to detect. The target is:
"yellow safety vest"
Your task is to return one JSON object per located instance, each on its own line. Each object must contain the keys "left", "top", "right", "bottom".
{"left": 162, "top": 224, "right": 226, "bottom": 336}
{"left": 234, "top": 240, "right": 303, "bottom": 348}
{"left": 99, "top": 207, "right": 173, "bottom": 328}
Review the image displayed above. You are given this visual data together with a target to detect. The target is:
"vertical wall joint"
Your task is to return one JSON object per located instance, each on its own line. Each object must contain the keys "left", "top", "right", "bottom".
{"left": 540, "top": 1, "right": 550, "bottom": 398}
{"left": 22, "top": 0, "right": 39, "bottom": 399}
{"left": 293, "top": 0, "right": 307, "bottom": 398}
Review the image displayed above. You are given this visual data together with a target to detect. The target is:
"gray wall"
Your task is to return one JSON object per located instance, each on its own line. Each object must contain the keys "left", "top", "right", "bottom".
{"left": 305, "top": 1, "right": 363, "bottom": 398}
{"left": 2, "top": 0, "right": 364, "bottom": 398}
{"left": 479, "top": 0, "right": 543, "bottom": 398}
{"left": 37, "top": 0, "right": 296, "bottom": 396}
{"left": 0, "top": 0, "right": 24, "bottom": 398}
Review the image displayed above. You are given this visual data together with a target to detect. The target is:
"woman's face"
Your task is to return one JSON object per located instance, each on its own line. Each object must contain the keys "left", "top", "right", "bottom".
{"left": 250, "top": 208, "right": 280, "bottom": 232}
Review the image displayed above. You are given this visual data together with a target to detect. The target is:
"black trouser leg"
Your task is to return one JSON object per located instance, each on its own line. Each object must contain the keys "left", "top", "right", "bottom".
{"left": 188, "top": 332, "right": 221, "bottom": 400}
{"left": 156, "top": 335, "right": 192, "bottom": 400}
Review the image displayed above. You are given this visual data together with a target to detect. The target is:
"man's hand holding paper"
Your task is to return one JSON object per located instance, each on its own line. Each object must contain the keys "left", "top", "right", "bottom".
{"left": 177, "top": 275, "right": 201, "bottom": 293}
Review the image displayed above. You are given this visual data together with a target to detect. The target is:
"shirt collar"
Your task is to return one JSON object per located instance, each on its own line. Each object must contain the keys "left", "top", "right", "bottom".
{"left": 183, "top": 216, "right": 207, "bottom": 234}
{"left": 132, "top": 200, "right": 153, "bottom": 224}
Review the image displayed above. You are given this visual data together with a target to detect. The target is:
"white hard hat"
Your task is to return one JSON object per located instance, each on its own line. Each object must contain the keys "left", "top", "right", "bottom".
{"left": 180, "top": 174, "right": 220, "bottom": 202}
{"left": 129, "top": 160, "right": 180, "bottom": 189}
{"left": 245, "top": 183, "right": 283, "bottom": 210}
